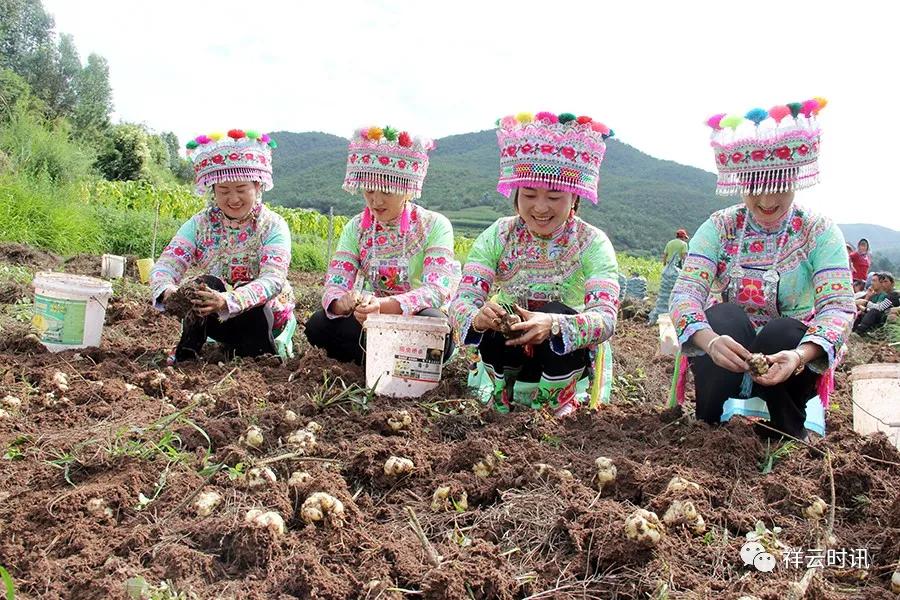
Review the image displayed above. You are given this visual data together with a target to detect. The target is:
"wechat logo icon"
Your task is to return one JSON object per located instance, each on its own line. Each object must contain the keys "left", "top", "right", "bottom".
{"left": 741, "top": 541, "right": 776, "bottom": 573}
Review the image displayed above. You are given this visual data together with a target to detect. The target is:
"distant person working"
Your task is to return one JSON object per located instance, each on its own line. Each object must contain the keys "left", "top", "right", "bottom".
{"left": 854, "top": 272, "right": 899, "bottom": 335}
{"left": 663, "top": 229, "right": 689, "bottom": 267}
{"left": 848, "top": 238, "right": 871, "bottom": 293}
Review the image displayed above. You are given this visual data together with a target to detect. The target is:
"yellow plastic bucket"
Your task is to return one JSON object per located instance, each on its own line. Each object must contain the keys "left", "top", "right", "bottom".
{"left": 136, "top": 258, "right": 154, "bottom": 284}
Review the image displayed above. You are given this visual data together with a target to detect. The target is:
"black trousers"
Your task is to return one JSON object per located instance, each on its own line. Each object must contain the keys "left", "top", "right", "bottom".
{"left": 305, "top": 306, "right": 454, "bottom": 365}
{"left": 174, "top": 275, "right": 277, "bottom": 361}
{"left": 853, "top": 309, "right": 887, "bottom": 334}
{"left": 476, "top": 302, "right": 589, "bottom": 384}
{"left": 690, "top": 302, "right": 819, "bottom": 439}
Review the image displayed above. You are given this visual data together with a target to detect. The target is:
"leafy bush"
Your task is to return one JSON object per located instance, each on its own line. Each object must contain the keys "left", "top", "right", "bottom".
{"left": 0, "top": 111, "right": 94, "bottom": 184}
{"left": 0, "top": 174, "right": 103, "bottom": 254}
{"left": 292, "top": 241, "right": 327, "bottom": 272}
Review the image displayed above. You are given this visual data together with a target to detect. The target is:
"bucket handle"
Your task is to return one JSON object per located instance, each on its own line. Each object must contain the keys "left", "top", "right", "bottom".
{"left": 358, "top": 328, "right": 367, "bottom": 357}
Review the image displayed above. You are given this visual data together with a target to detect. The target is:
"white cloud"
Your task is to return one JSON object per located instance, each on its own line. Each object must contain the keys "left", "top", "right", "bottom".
{"left": 43, "top": 0, "right": 900, "bottom": 231}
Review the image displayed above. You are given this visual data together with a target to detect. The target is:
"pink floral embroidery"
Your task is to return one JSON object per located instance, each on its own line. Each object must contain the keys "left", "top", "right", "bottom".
{"left": 737, "top": 278, "right": 765, "bottom": 307}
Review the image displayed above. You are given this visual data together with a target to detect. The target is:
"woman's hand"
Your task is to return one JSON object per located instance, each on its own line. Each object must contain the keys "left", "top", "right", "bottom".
{"left": 752, "top": 351, "right": 801, "bottom": 387}
{"left": 472, "top": 301, "right": 506, "bottom": 333}
{"left": 705, "top": 334, "right": 751, "bottom": 373}
{"left": 505, "top": 306, "right": 553, "bottom": 347}
{"left": 353, "top": 295, "right": 380, "bottom": 324}
{"left": 331, "top": 291, "right": 363, "bottom": 316}
{"left": 191, "top": 284, "right": 227, "bottom": 317}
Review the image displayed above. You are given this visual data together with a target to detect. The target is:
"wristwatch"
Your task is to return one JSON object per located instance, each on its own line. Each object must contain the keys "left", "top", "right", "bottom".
{"left": 550, "top": 314, "right": 561, "bottom": 336}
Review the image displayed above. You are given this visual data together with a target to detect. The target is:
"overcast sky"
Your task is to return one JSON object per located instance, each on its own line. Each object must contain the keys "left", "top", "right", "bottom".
{"left": 43, "top": 0, "right": 899, "bottom": 231}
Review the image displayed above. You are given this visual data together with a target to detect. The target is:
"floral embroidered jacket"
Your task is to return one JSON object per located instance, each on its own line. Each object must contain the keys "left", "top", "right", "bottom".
{"left": 322, "top": 204, "right": 460, "bottom": 317}
{"left": 449, "top": 215, "right": 620, "bottom": 354}
{"left": 150, "top": 202, "right": 295, "bottom": 333}
{"left": 669, "top": 203, "right": 855, "bottom": 370}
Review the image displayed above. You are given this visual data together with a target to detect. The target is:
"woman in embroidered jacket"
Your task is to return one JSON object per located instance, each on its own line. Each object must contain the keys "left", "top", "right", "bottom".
{"left": 305, "top": 125, "right": 459, "bottom": 364}
{"left": 150, "top": 129, "right": 294, "bottom": 362}
{"left": 669, "top": 99, "right": 855, "bottom": 439}
{"left": 448, "top": 112, "right": 620, "bottom": 416}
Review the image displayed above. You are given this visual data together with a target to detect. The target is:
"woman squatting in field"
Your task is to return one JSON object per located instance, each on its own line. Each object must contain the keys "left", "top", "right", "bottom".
{"left": 150, "top": 130, "right": 295, "bottom": 362}
{"left": 448, "top": 112, "right": 620, "bottom": 416}
{"left": 305, "top": 125, "right": 459, "bottom": 365}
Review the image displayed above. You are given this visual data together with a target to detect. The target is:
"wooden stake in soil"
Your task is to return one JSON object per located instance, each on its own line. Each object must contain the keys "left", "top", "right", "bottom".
{"left": 406, "top": 506, "right": 442, "bottom": 568}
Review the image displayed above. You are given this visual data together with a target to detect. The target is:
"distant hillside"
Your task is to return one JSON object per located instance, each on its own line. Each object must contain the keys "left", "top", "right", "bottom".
{"left": 268, "top": 130, "right": 732, "bottom": 256}
{"left": 839, "top": 224, "right": 900, "bottom": 271}
{"left": 839, "top": 224, "right": 900, "bottom": 253}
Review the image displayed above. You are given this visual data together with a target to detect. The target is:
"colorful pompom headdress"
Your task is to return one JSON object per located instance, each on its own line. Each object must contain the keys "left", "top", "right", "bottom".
{"left": 186, "top": 129, "right": 276, "bottom": 195}
{"left": 706, "top": 97, "right": 826, "bottom": 196}
{"left": 343, "top": 126, "right": 435, "bottom": 199}
{"left": 495, "top": 112, "right": 613, "bottom": 205}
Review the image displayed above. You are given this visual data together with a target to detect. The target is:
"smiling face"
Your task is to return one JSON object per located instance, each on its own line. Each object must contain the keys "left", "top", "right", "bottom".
{"left": 213, "top": 181, "right": 260, "bottom": 220}
{"left": 742, "top": 191, "right": 794, "bottom": 228}
{"left": 858, "top": 239, "right": 869, "bottom": 253}
{"left": 363, "top": 190, "right": 410, "bottom": 223}
{"left": 515, "top": 187, "right": 576, "bottom": 237}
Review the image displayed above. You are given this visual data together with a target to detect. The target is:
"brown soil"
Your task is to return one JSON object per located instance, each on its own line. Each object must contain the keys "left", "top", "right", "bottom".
{"left": 164, "top": 280, "right": 203, "bottom": 320}
{"left": 0, "top": 281, "right": 28, "bottom": 304}
{"left": 0, "top": 242, "right": 60, "bottom": 269}
{"left": 0, "top": 255, "right": 899, "bottom": 599}
{"left": 62, "top": 253, "right": 102, "bottom": 277}
{"left": 498, "top": 310, "right": 522, "bottom": 339}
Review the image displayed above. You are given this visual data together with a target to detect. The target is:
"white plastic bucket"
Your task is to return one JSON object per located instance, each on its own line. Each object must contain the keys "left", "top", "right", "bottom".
{"left": 31, "top": 272, "right": 113, "bottom": 352}
{"left": 101, "top": 254, "right": 125, "bottom": 279}
{"left": 362, "top": 313, "right": 450, "bottom": 398}
{"left": 851, "top": 363, "right": 900, "bottom": 449}
{"left": 657, "top": 314, "right": 678, "bottom": 357}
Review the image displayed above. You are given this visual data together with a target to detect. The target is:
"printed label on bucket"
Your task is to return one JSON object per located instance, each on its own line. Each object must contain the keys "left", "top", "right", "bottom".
{"left": 32, "top": 294, "right": 86, "bottom": 345}
{"left": 393, "top": 345, "right": 443, "bottom": 383}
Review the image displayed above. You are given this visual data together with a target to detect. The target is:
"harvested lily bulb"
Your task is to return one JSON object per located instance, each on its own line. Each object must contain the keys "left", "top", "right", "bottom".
{"left": 748, "top": 353, "right": 769, "bottom": 376}
{"left": 245, "top": 467, "right": 277, "bottom": 488}
{"left": 624, "top": 508, "right": 664, "bottom": 547}
{"left": 387, "top": 410, "right": 412, "bottom": 432}
{"left": 594, "top": 457, "right": 617, "bottom": 491}
{"left": 241, "top": 426, "right": 264, "bottom": 449}
{"left": 244, "top": 509, "right": 285, "bottom": 535}
{"left": 286, "top": 428, "right": 317, "bottom": 453}
{"left": 473, "top": 455, "right": 498, "bottom": 478}
{"left": 283, "top": 410, "right": 298, "bottom": 424}
{"left": 191, "top": 392, "right": 213, "bottom": 405}
{"left": 663, "top": 500, "right": 706, "bottom": 535}
{"left": 86, "top": 497, "right": 113, "bottom": 519}
{"left": 194, "top": 491, "right": 222, "bottom": 517}
{"left": 666, "top": 476, "right": 701, "bottom": 494}
{"left": 301, "top": 492, "right": 345, "bottom": 526}
{"left": 431, "top": 485, "right": 468, "bottom": 512}
{"left": 1, "top": 395, "right": 21, "bottom": 409}
{"left": 804, "top": 496, "right": 828, "bottom": 521}
{"left": 383, "top": 456, "right": 415, "bottom": 477}
{"left": 288, "top": 471, "right": 312, "bottom": 487}
{"left": 52, "top": 371, "right": 69, "bottom": 391}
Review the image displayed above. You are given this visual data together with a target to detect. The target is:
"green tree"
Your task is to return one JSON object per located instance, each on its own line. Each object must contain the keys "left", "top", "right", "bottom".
{"left": 72, "top": 53, "right": 112, "bottom": 145}
{"left": 0, "top": 67, "right": 46, "bottom": 120}
{"left": 96, "top": 123, "right": 153, "bottom": 181}
{"left": 159, "top": 131, "right": 192, "bottom": 183}
{"left": 0, "top": 0, "right": 54, "bottom": 73}
{"left": 15, "top": 32, "right": 80, "bottom": 119}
